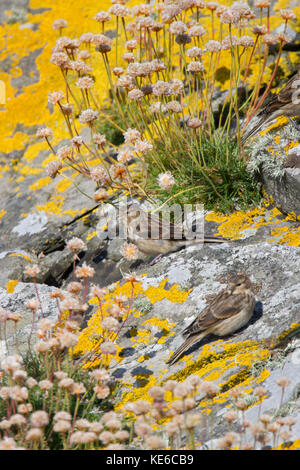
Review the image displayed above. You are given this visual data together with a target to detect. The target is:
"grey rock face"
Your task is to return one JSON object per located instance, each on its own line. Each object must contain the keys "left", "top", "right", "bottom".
{"left": 262, "top": 168, "right": 300, "bottom": 217}
{"left": 111, "top": 242, "right": 300, "bottom": 378}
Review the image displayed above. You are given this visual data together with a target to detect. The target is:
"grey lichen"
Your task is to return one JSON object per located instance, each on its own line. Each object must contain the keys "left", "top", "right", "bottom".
{"left": 133, "top": 296, "right": 152, "bottom": 314}
{"left": 246, "top": 123, "right": 300, "bottom": 180}
{"left": 6, "top": 7, "right": 28, "bottom": 24}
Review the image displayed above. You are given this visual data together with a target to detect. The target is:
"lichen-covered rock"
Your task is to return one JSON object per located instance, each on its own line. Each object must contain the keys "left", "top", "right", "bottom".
{"left": 108, "top": 242, "right": 300, "bottom": 379}
{"left": 88, "top": 241, "right": 300, "bottom": 445}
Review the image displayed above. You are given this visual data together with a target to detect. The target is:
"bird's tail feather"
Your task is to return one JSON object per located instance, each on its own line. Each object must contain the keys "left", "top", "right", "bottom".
{"left": 166, "top": 334, "right": 204, "bottom": 365}
{"left": 185, "top": 236, "right": 230, "bottom": 246}
{"left": 203, "top": 236, "right": 229, "bottom": 243}
{"left": 241, "top": 115, "right": 266, "bottom": 143}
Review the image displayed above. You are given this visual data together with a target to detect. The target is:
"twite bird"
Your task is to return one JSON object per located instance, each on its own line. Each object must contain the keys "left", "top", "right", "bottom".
{"left": 166, "top": 273, "right": 256, "bottom": 365}
{"left": 126, "top": 203, "right": 229, "bottom": 258}
{"left": 242, "top": 67, "right": 300, "bottom": 142}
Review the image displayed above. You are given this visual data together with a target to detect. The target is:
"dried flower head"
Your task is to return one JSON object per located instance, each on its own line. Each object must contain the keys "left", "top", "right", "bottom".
{"left": 79, "top": 108, "right": 99, "bottom": 124}
{"left": 186, "top": 46, "right": 204, "bottom": 58}
{"left": 128, "top": 89, "right": 144, "bottom": 101}
{"left": 189, "top": 25, "right": 206, "bottom": 37}
{"left": 94, "top": 188, "right": 110, "bottom": 202}
{"left": 76, "top": 76, "right": 94, "bottom": 89}
{"left": 276, "top": 376, "right": 291, "bottom": 388}
{"left": 94, "top": 11, "right": 111, "bottom": 22}
{"left": 220, "top": 9, "right": 240, "bottom": 24}
{"left": 187, "top": 61, "right": 205, "bottom": 73}
{"left": 52, "top": 19, "right": 68, "bottom": 30}
{"left": 187, "top": 117, "right": 202, "bottom": 129}
{"left": 24, "top": 264, "right": 40, "bottom": 278}
{"left": 100, "top": 341, "right": 117, "bottom": 355}
{"left": 280, "top": 9, "right": 296, "bottom": 21}
{"left": 121, "top": 242, "right": 140, "bottom": 260}
{"left": 48, "top": 90, "right": 65, "bottom": 105}
{"left": 263, "top": 34, "right": 279, "bottom": 45}
{"left": 254, "top": 0, "right": 271, "bottom": 7}
{"left": 206, "top": 40, "right": 222, "bottom": 52}
{"left": 66, "top": 237, "right": 86, "bottom": 252}
{"left": 46, "top": 160, "right": 62, "bottom": 179}
{"left": 30, "top": 411, "right": 49, "bottom": 428}
{"left": 157, "top": 171, "right": 176, "bottom": 190}
{"left": 239, "top": 35, "right": 255, "bottom": 48}
{"left": 57, "top": 145, "right": 72, "bottom": 161}
{"left": 169, "top": 21, "right": 188, "bottom": 35}
{"left": 145, "top": 435, "right": 165, "bottom": 450}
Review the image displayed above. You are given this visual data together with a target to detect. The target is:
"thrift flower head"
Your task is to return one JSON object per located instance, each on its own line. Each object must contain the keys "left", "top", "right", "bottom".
{"left": 158, "top": 171, "right": 176, "bottom": 190}
{"left": 121, "top": 242, "right": 140, "bottom": 260}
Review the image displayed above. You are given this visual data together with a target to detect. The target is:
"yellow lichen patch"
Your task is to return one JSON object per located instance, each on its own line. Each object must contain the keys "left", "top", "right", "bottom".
{"left": 17, "top": 165, "right": 43, "bottom": 176}
{"left": 255, "top": 368, "right": 270, "bottom": 384}
{"left": 275, "top": 439, "right": 300, "bottom": 450}
{"left": 131, "top": 318, "right": 176, "bottom": 350}
{"left": 35, "top": 196, "right": 65, "bottom": 215}
{"left": 6, "top": 280, "right": 18, "bottom": 294}
{"left": 29, "top": 176, "right": 52, "bottom": 191}
{"left": 8, "top": 253, "right": 34, "bottom": 262}
{"left": 23, "top": 141, "right": 47, "bottom": 163}
{"left": 259, "top": 116, "right": 289, "bottom": 137}
{"left": 116, "top": 338, "right": 271, "bottom": 413}
{"left": 269, "top": 224, "right": 300, "bottom": 247}
{"left": 86, "top": 231, "right": 98, "bottom": 241}
{"left": 143, "top": 279, "right": 191, "bottom": 304}
{"left": 206, "top": 204, "right": 300, "bottom": 246}
{"left": 55, "top": 178, "right": 73, "bottom": 193}
{"left": 74, "top": 278, "right": 190, "bottom": 369}
{"left": 206, "top": 207, "right": 268, "bottom": 240}
{"left": 0, "top": 209, "right": 6, "bottom": 219}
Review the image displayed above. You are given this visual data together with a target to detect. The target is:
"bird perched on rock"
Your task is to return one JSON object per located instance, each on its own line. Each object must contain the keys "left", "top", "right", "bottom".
{"left": 242, "top": 67, "right": 300, "bottom": 142}
{"left": 166, "top": 273, "right": 256, "bottom": 365}
{"left": 125, "top": 203, "right": 229, "bottom": 260}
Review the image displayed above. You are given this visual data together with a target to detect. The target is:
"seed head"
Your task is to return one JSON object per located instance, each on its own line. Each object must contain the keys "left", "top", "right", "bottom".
{"left": 94, "top": 11, "right": 111, "bottom": 22}
{"left": 93, "top": 188, "right": 109, "bottom": 202}
{"left": 48, "top": 90, "right": 65, "bottom": 105}
{"left": 157, "top": 171, "right": 176, "bottom": 190}
{"left": 276, "top": 376, "right": 291, "bottom": 388}
{"left": 121, "top": 242, "right": 140, "bottom": 261}
{"left": 46, "top": 161, "right": 62, "bottom": 179}
{"left": 187, "top": 61, "right": 205, "bottom": 73}
{"left": 30, "top": 411, "right": 49, "bottom": 428}
{"left": 280, "top": 9, "right": 296, "bottom": 21}
{"left": 79, "top": 108, "right": 99, "bottom": 124}
{"left": 66, "top": 237, "right": 86, "bottom": 251}
{"left": 52, "top": 19, "right": 68, "bottom": 30}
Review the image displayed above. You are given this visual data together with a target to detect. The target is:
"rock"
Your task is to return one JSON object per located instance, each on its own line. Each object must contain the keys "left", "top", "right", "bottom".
{"left": 261, "top": 167, "right": 300, "bottom": 216}
{"left": 88, "top": 241, "right": 300, "bottom": 445}
{"left": 247, "top": 126, "right": 300, "bottom": 217}
{"left": 110, "top": 242, "right": 300, "bottom": 379}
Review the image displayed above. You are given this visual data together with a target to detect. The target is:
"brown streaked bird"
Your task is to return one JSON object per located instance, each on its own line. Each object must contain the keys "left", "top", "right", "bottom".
{"left": 242, "top": 68, "right": 300, "bottom": 142}
{"left": 126, "top": 203, "right": 229, "bottom": 259}
{"left": 166, "top": 273, "right": 256, "bottom": 365}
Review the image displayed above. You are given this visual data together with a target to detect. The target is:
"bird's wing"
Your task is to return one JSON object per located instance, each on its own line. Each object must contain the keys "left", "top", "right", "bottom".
{"left": 182, "top": 290, "right": 245, "bottom": 337}
{"left": 133, "top": 208, "right": 188, "bottom": 241}
{"left": 259, "top": 71, "right": 300, "bottom": 116}
{"left": 278, "top": 71, "right": 300, "bottom": 103}
{"left": 130, "top": 207, "right": 228, "bottom": 242}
